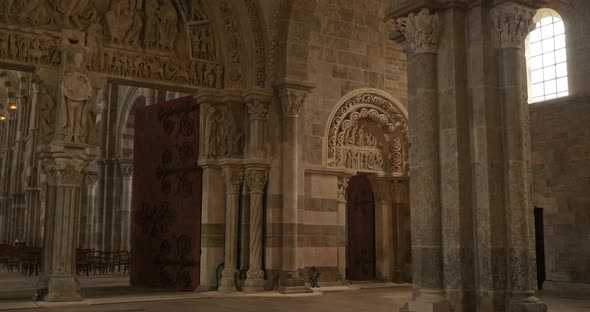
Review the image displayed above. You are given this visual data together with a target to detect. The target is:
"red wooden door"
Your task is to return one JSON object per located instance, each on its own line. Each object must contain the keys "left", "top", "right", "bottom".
{"left": 130, "top": 96, "right": 202, "bottom": 291}
{"left": 346, "top": 174, "right": 375, "bottom": 281}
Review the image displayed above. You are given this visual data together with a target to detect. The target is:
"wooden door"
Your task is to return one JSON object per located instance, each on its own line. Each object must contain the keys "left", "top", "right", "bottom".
{"left": 346, "top": 174, "right": 376, "bottom": 281}
{"left": 131, "top": 96, "right": 202, "bottom": 291}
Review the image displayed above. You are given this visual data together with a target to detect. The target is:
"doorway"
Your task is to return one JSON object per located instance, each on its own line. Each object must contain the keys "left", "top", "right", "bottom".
{"left": 534, "top": 207, "right": 546, "bottom": 290}
{"left": 346, "top": 174, "right": 376, "bottom": 281}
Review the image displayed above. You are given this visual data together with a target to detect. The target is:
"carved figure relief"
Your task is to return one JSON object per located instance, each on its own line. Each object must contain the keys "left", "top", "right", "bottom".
{"left": 38, "top": 83, "right": 56, "bottom": 140}
{"left": 0, "top": 31, "right": 61, "bottom": 66}
{"left": 205, "top": 106, "right": 223, "bottom": 159}
{"left": 203, "top": 105, "right": 244, "bottom": 160}
{"left": 327, "top": 93, "right": 409, "bottom": 174}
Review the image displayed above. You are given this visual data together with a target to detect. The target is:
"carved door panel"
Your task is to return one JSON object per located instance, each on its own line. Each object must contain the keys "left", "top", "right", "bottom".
{"left": 346, "top": 174, "right": 376, "bottom": 281}
{"left": 131, "top": 96, "right": 202, "bottom": 291}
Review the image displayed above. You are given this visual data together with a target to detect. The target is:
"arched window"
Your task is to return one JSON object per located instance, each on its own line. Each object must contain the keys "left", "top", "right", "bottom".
{"left": 527, "top": 10, "right": 568, "bottom": 103}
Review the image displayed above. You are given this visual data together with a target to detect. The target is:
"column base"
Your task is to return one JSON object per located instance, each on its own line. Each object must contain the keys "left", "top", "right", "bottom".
{"left": 44, "top": 276, "right": 82, "bottom": 302}
{"left": 399, "top": 289, "right": 449, "bottom": 312}
{"left": 507, "top": 295, "right": 548, "bottom": 312}
{"left": 242, "top": 269, "right": 266, "bottom": 293}
{"left": 277, "top": 270, "right": 313, "bottom": 294}
{"left": 218, "top": 270, "right": 237, "bottom": 292}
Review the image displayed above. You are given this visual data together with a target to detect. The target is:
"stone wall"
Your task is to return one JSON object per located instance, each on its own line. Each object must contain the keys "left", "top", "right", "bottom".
{"left": 530, "top": 0, "right": 590, "bottom": 288}
{"left": 301, "top": 0, "right": 408, "bottom": 166}
{"left": 531, "top": 97, "right": 590, "bottom": 286}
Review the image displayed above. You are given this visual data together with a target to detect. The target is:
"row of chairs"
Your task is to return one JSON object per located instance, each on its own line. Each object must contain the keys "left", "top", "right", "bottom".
{"left": 76, "top": 249, "right": 131, "bottom": 276}
{"left": 0, "top": 245, "right": 131, "bottom": 276}
{"left": 0, "top": 244, "right": 42, "bottom": 276}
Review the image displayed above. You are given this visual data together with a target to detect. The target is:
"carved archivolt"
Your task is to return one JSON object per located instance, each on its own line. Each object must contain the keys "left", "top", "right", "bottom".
{"left": 327, "top": 91, "right": 409, "bottom": 174}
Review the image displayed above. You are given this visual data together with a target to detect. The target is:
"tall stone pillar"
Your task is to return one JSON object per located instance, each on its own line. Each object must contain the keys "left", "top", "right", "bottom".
{"left": 219, "top": 165, "right": 243, "bottom": 292}
{"left": 395, "top": 9, "right": 448, "bottom": 312}
{"left": 491, "top": 3, "right": 547, "bottom": 311}
{"left": 370, "top": 177, "right": 395, "bottom": 282}
{"left": 24, "top": 82, "right": 42, "bottom": 247}
{"left": 276, "top": 80, "right": 314, "bottom": 294}
{"left": 243, "top": 167, "right": 268, "bottom": 292}
{"left": 82, "top": 171, "right": 98, "bottom": 249}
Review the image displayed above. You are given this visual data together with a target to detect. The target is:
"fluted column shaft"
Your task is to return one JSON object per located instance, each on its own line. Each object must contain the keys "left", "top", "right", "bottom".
{"left": 243, "top": 168, "right": 268, "bottom": 292}
{"left": 219, "top": 166, "right": 243, "bottom": 292}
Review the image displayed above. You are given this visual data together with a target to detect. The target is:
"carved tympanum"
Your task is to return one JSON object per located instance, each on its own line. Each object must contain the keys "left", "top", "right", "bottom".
{"left": 327, "top": 92, "right": 408, "bottom": 174}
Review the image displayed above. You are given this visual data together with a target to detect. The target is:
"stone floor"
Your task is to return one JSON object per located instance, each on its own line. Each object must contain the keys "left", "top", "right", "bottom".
{"left": 0, "top": 270, "right": 589, "bottom": 311}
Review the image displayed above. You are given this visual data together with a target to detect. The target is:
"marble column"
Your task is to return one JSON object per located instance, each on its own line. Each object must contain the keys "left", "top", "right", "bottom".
{"left": 276, "top": 80, "right": 314, "bottom": 294}
{"left": 219, "top": 165, "right": 243, "bottom": 292}
{"left": 243, "top": 167, "right": 268, "bottom": 292}
{"left": 370, "top": 177, "right": 395, "bottom": 282}
{"left": 491, "top": 3, "right": 547, "bottom": 311}
{"left": 396, "top": 9, "right": 449, "bottom": 312}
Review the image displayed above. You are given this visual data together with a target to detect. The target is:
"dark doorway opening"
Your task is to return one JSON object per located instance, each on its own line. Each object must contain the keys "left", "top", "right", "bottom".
{"left": 346, "top": 174, "right": 376, "bottom": 281}
{"left": 534, "top": 207, "right": 546, "bottom": 290}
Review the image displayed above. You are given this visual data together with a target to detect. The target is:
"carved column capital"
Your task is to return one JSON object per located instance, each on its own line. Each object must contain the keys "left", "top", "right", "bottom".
{"left": 337, "top": 176, "right": 350, "bottom": 201}
{"left": 117, "top": 158, "right": 133, "bottom": 177}
{"left": 222, "top": 166, "right": 244, "bottom": 195}
{"left": 278, "top": 88, "right": 310, "bottom": 117}
{"left": 247, "top": 100, "right": 270, "bottom": 121}
{"left": 85, "top": 172, "right": 99, "bottom": 186}
{"left": 42, "top": 158, "right": 86, "bottom": 187}
{"left": 396, "top": 9, "right": 440, "bottom": 55}
{"left": 370, "top": 178, "right": 393, "bottom": 204}
{"left": 491, "top": 2, "right": 536, "bottom": 49}
{"left": 245, "top": 168, "right": 268, "bottom": 193}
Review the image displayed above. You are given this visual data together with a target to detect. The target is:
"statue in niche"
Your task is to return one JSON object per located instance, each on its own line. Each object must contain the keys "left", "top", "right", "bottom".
{"left": 144, "top": 0, "right": 160, "bottom": 48}
{"left": 157, "top": 0, "right": 178, "bottom": 50}
{"left": 38, "top": 84, "right": 56, "bottom": 139}
{"left": 205, "top": 106, "right": 223, "bottom": 158}
{"left": 125, "top": 3, "right": 143, "bottom": 46}
{"left": 60, "top": 72, "right": 93, "bottom": 143}
{"left": 222, "top": 109, "right": 243, "bottom": 157}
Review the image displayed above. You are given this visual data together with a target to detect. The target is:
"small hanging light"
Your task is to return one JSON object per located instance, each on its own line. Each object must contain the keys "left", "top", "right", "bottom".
{"left": 7, "top": 100, "right": 17, "bottom": 110}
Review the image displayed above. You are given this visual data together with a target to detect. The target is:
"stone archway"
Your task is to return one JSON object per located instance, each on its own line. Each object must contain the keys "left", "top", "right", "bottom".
{"left": 327, "top": 89, "right": 411, "bottom": 283}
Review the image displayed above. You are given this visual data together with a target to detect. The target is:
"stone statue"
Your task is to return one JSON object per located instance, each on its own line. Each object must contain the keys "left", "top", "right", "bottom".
{"left": 38, "top": 84, "right": 56, "bottom": 139}
{"left": 205, "top": 106, "right": 223, "bottom": 158}
{"left": 144, "top": 0, "right": 160, "bottom": 48}
{"left": 157, "top": 0, "right": 178, "bottom": 50}
{"left": 223, "top": 109, "right": 243, "bottom": 157}
{"left": 83, "top": 88, "right": 100, "bottom": 144}
{"left": 104, "top": 0, "right": 134, "bottom": 44}
{"left": 60, "top": 72, "right": 93, "bottom": 143}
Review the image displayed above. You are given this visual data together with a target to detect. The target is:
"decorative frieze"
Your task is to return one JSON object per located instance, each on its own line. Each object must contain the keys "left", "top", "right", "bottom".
{"left": 490, "top": 3, "right": 536, "bottom": 49}
{"left": 396, "top": 9, "right": 440, "bottom": 54}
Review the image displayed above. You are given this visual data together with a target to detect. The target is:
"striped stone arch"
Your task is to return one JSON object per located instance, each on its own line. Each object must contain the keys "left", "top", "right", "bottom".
{"left": 325, "top": 89, "right": 409, "bottom": 176}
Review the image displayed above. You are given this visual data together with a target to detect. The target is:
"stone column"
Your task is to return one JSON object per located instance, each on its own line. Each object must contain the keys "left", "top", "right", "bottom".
{"left": 392, "top": 180, "right": 410, "bottom": 283}
{"left": 117, "top": 159, "right": 133, "bottom": 252}
{"left": 24, "top": 82, "right": 42, "bottom": 247}
{"left": 491, "top": 3, "right": 547, "bottom": 311}
{"left": 396, "top": 9, "right": 448, "bottom": 311}
{"left": 336, "top": 176, "right": 349, "bottom": 281}
{"left": 243, "top": 167, "right": 268, "bottom": 292}
{"left": 276, "top": 80, "right": 314, "bottom": 294}
{"left": 219, "top": 165, "right": 243, "bottom": 292}
{"left": 82, "top": 171, "right": 98, "bottom": 249}
{"left": 370, "top": 177, "right": 395, "bottom": 282}
{"left": 38, "top": 153, "right": 95, "bottom": 302}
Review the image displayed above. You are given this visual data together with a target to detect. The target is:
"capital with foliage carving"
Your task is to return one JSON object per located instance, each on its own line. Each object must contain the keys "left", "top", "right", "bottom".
{"left": 337, "top": 176, "right": 350, "bottom": 201}
{"left": 85, "top": 172, "right": 99, "bottom": 186}
{"left": 279, "top": 88, "right": 309, "bottom": 117}
{"left": 245, "top": 168, "right": 268, "bottom": 194}
{"left": 117, "top": 159, "right": 133, "bottom": 178}
{"left": 491, "top": 2, "right": 536, "bottom": 49}
{"left": 42, "top": 158, "right": 86, "bottom": 187}
{"left": 247, "top": 100, "right": 270, "bottom": 121}
{"left": 396, "top": 9, "right": 440, "bottom": 54}
{"left": 222, "top": 167, "right": 244, "bottom": 195}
